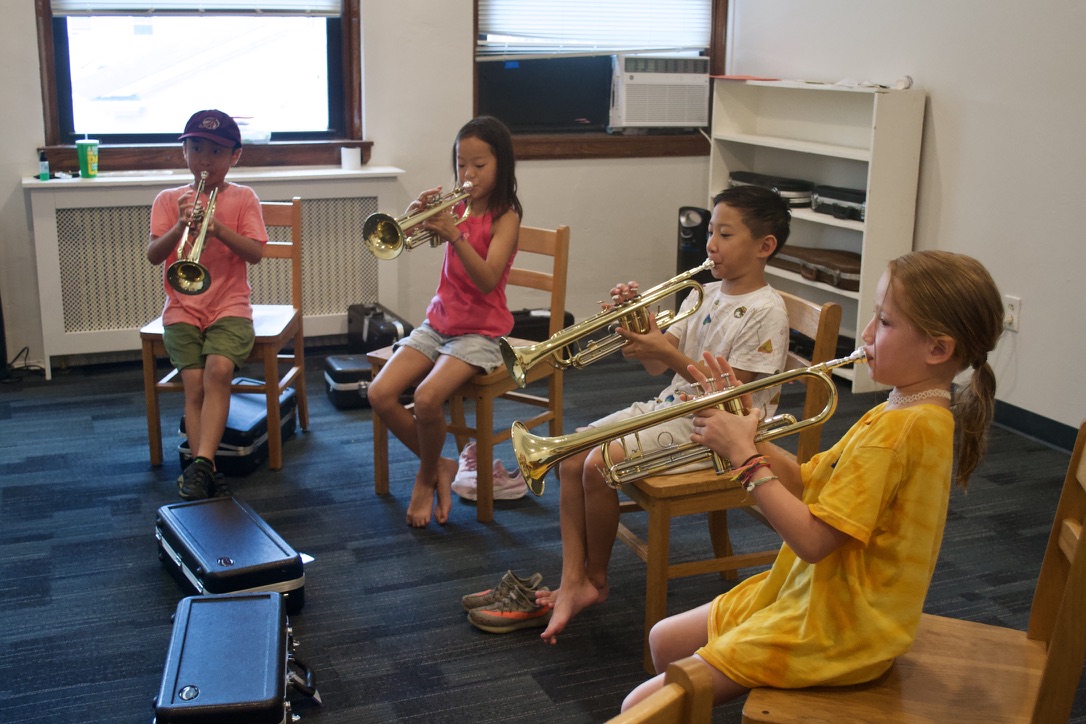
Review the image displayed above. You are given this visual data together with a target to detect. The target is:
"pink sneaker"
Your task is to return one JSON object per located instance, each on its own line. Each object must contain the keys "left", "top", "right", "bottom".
{"left": 492, "top": 459, "right": 527, "bottom": 500}
{"left": 451, "top": 442, "right": 478, "bottom": 499}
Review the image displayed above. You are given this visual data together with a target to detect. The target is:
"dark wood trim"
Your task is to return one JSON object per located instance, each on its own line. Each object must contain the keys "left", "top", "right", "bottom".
{"left": 35, "top": 0, "right": 60, "bottom": 147}
{"left": 512, "top": 133, "right": 708, "bottom": 161}
{"left": 35, "top": 0, "right": 368, "bottom": 172}
{"left": 711, "top": 0, "right": 729, "bottom": 76}
{"left": 37, "top": 141, "right": 373, "bottom": 175}
{"left": 343, "top": 0, "right": 363, "bottom": 139}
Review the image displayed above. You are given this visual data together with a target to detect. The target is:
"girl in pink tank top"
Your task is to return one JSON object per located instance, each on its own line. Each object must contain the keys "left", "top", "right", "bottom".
{"left": 367, "top": 116, "right": 524, "bottom": 528}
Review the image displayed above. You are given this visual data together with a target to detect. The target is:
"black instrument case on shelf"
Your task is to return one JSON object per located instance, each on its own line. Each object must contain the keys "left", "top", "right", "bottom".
{"left": 153, "top": 592, "right": 321, "bottom": 723}
{"left": 179, "top": 378, "right": 297, "bottom": 476}
{"left": 728, "top": 170, "right": 814, "bottom": 207}
{"left": 811, "top": 185, "right": 867, "bottom": 221}
{"left": 156, "top": 497, "right": 305, "bottom": 614}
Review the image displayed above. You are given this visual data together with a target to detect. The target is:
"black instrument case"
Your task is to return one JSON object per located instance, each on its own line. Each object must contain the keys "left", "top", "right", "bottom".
{"left": 156, "top": 497, "right": 305, "bottom": 614}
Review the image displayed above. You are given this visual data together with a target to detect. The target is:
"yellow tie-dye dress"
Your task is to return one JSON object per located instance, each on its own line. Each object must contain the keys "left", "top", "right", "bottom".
{"left": 697, "top": 403, "right": 955, "bottom": 689}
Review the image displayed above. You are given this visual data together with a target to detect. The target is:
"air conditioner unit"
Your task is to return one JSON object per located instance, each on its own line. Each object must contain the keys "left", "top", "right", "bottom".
{"left": 608, "top": 54, "right": 710, "bottom": 133}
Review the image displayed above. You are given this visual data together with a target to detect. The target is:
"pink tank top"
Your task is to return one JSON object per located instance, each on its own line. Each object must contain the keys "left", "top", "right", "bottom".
{"left": 425, "top": 209, "right": 515, "bottom": 337}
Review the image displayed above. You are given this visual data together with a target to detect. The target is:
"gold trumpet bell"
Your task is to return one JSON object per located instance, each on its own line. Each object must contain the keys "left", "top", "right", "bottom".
{"left": 362, "top": 213, "right": 406, "bottom": 260}
{"left": 166, "top": 261, "right": 212, "bottom": 295}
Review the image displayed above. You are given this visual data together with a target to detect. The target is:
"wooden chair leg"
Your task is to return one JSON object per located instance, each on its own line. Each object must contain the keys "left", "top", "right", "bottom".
{"left": 708, "top": 510, "right": 739, "bottom": 582}
{"left": 474, "top": 395, "right": 495, "bottom": 523}
{"left": 448, "top": 395, "right": 470, "bottom": 451}
{"left": 373, "top": 412, "right": 390, "bottom": 496}
{"left": 293, "top": 332, "right": 309, "bottom": 431}
{"left": 643, "top": 502, "right": 672, "bottom": 675}
{"left": 264, "top": 350, "right": 283, "bottom": 471}
{"left": 142, "top": 340, "right": 164, "bottom": 467}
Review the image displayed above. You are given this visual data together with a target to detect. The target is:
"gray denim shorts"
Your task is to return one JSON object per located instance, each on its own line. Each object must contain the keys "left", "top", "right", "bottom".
{"left": 393, "top": 321, "right": 504, "bottom": 373}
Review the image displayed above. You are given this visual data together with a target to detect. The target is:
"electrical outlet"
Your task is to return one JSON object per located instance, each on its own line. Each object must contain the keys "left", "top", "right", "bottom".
{"left": 1003, "top": 295, "right": 1022, "bottom": 332}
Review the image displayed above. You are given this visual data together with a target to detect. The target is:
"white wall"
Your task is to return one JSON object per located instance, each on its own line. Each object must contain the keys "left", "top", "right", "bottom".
{"left": 2, "top": 0, "right": 1083, "bottom": 431}
{"left": 728, "top": 0, "right": 1086, "bottom": 431}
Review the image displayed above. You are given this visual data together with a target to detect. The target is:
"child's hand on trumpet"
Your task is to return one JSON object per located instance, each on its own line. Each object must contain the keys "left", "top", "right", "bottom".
{"left": 688, "top": 351, "right": 762, "bottom": 464}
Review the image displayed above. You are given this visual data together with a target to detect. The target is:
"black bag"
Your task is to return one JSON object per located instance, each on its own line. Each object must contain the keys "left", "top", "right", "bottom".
{"left": 178, "top": 377, "right": 297, "bottom": 476}
{"left": 153, "top": 592, "right": 321, "bottom": 723}
{"left": 347, "top": 303, "right": 414, "bottom": 353}
{"left": 155, "top": 497, "right": 306, "bottom": 613}
{"left": 509, "top": 308, "right": 574, "bottom": 342}
{"left": 323, "top": 354, "right": 372, "bottom": 410}
{"left": 811, "top": 185, "right": 866, "bottom": 221}
{"left": 728, "top": 171, "right": 814, "bottom": 207}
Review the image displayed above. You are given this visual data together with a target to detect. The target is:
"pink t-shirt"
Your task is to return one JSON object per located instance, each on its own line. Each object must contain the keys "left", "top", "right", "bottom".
{"left": 150, "top": 182, "right": 268, "bottom": 329}
{"left": 425, "top": 209, "right": 515, "bottom": 337}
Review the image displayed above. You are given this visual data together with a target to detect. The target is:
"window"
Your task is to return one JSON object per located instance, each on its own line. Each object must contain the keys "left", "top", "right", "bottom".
{"left": 37, "top": 0, "right": 365, "bottom": 170}
{"left": 474, "top": 0, "right": 726, "bottom": 159}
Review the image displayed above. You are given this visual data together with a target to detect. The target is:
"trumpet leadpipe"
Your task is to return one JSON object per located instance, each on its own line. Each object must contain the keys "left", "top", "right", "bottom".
{"left": 499, "top": 258, "right": 714, "bottom": 387}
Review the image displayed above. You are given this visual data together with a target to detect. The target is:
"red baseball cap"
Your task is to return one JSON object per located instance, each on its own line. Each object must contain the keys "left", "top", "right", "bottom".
{"left": 179, "top": 109, "right": 242, "bottom": 148}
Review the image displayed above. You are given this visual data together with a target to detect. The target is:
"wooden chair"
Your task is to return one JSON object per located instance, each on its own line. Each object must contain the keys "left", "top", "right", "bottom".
{"left": 140, "top": 197, "right": 309, "bottom": 472}
{"left": 742, "top": 417, "right": 1086, "bottom": 723}
{"left": 616, "top": 292, "right": 842, "bottom": 673}
{"left": 608, "top": 656, "right": 715, "bottom": 724}
{"left": 366, "top": 224, "right": 571, "bottom": 522}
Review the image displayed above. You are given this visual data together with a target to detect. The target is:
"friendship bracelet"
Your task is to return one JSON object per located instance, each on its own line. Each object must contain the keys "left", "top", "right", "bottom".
{"left": 744, "top": 474, "right": 778, "bottom": 493}
{"left": 731, "top": 455, "right": 770, "bottom": 488}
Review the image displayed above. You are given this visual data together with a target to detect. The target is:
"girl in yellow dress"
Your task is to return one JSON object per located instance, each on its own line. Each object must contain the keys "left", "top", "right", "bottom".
{"left": 622, "top": 250, "right": 1005, "bottom": 710}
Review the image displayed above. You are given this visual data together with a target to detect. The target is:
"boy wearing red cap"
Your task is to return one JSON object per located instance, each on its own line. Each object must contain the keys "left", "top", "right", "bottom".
{"left": 147, "top": 109, "right": 269, "bottom": 500}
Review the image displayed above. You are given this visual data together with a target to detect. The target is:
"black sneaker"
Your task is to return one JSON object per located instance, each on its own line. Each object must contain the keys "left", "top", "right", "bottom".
{"left": 211, "top": 472, "right": 233, "bottom": 499}
{"left": 178, "top": 459, "right": 214, "bottom": 500}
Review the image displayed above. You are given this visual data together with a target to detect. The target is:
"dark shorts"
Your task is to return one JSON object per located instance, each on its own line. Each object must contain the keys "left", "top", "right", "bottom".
{"left": 162, "top": 316, "right": 255, "bottom": 370}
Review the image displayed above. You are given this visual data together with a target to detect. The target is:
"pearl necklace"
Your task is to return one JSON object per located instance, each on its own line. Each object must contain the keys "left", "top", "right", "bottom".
{"left": 888, "top": 388, "right": 952, "bottom": 405}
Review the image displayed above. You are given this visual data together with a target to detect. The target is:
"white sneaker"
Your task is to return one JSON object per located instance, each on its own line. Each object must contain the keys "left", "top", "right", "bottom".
{"left": 492, "top": 459, "right": 527, "bottom": 500}
{"left": 451, "top": 442, "right": 478, "bottom": 499}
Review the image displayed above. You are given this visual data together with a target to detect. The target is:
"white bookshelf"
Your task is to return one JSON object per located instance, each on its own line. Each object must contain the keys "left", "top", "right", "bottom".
{"left": 709, "top": 79, "right": 925, "bottom": 392}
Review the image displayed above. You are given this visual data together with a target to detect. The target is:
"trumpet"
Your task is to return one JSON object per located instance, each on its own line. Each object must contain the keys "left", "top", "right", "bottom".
{"left": 499, "top": 258, "right": 715, "bottom": 387}
{"left": 362, "top": 182, "right": 473, "bottom": 260}
{"left": 166, "top": 171, "right": 216, "bottom": 295}
{"left": 511, "top": 348, "right": 867, "bottom": 495}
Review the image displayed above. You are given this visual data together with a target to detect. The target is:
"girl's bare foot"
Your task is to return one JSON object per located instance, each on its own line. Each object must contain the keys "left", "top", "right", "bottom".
{"left": 406, "top": 472, "right": 436, "bottom": 527}
{"left": 538, "top": 577, "right": 609, "bottom": 645}
{"left": 433, "top": 456, "right": 458, "bottom": 525}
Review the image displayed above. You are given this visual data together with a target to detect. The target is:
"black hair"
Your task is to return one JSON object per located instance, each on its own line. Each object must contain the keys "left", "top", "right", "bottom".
{"left": 452, "top": 116, "right": 523, "bottom": 220}
{"left": 712, "top": 185, "right": 791, "bottom": 259}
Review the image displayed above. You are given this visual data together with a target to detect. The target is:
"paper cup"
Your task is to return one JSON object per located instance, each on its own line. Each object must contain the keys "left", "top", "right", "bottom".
{"left": 340, "top": 146, "right": 362, "bottom": 170}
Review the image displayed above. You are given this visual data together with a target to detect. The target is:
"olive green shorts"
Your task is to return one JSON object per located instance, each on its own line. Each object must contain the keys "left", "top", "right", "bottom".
{"left": 162, "top": 316, "right": 255, "bottom": 371}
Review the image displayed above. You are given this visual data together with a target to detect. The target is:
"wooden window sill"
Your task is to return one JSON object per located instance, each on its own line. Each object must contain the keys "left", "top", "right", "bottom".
{"left": 37, "top": 140, "right": 373, "bottom": 175}
{"left": 511, "top": 132, "right": 709, "bottom": 160}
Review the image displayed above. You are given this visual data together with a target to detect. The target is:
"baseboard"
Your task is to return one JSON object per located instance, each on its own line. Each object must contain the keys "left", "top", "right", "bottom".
{"left": 994, "top": 400, "right": 1077, "bottom": 454}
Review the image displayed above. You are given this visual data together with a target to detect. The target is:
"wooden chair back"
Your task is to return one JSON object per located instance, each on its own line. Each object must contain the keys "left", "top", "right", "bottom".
{"left": 742, "top": 419, "right": 1086, "bottom": 723}
{"left": 608, "top": 657, "right": 715, "bottom": 724}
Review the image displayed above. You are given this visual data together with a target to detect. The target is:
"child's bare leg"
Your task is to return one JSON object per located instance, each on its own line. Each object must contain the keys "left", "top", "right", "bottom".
{"left": 537, "top": 444, "right": 621, "bottom": 644}
{"left": 194, "top": 354, "right": 234, "bottom": 461}
{"left": 406, "top": 355, "right": 478, "bottom": 526}
{"left": 623, "top": 603, "right": 748, "bottom": 710}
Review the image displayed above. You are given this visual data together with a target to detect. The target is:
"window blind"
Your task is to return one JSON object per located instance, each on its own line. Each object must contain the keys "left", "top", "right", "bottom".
{"left": 51, "top": 1, "right": 340, "bottom": 16}
{"left": 477, "top": 0, "right": 711, "bottom": 60}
